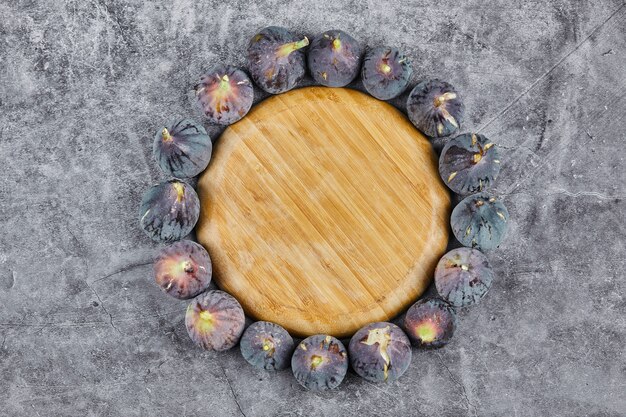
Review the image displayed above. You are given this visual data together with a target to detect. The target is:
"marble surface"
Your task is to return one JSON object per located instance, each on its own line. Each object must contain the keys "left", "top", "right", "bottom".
{"left": 1, "top": 0, "right": 625, "bottom": 415}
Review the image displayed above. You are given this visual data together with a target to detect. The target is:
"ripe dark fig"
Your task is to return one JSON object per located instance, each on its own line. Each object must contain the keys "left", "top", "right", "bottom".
{"left": 291, "top": 335, "right": 348, "bottom": 391}
{"left": 404, "top": 298, "right": 456, "bottom": 348}
{"left": 195, "top": 65, "right": 254, "bottom": 125}
{"left": 361, "top": 46, "right": 412, "bottom": 100}
{"left": 185, "top": 290, "right": 245, "bottom": 351}
{"left": 240, "top": 321, "right": 294, "bottom": 371}
{"left": 348, "top": 322, "right": 412, "bottom": 383}
{"left": 439, "top": 133, "right": 501, "bottom": 195}
{"left": 407, "top": 79, "right": 464, "bottom": 138}
{"left": 435, "top": 248, "right": 494, "bottom": 308}
{"left": 138, "top": 180, "right": 200, "bottom": 243}
{"left": 153, "top": 119, "right": 212, "bottom": 179}
{"left": 247, "top": 26, "right": 309, "bottom": 94}
{"left": 451, "top": 192, "right": 509, "bottom": 250}
{"left": 153, "top": 240, "right": 212, "bottom": 300}
{"left": 307, "top": 30, "right": 362, "bottom": 87}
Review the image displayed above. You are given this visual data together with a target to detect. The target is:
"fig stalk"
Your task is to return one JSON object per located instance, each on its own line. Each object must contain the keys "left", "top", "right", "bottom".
{"left": 380, "top": 62, "right": 392, "bottom": 74}
{"left": 218, "top": 74, "right": 230, "bottom": 91}
{"left": 161, "top": 128, "right": 173, "bottom": 142}
{"left": 434, "top": 92, "right": 457, "bottom": 107}
{"left": 172, "top": 182, "right": 185, "bottom": 202}
{"left": 308, "top": 30, "right": 362, "bottom": 88}
{"left": 362, "top": 46, "right": 412, "bottom": 100}
{"left": 277, "top": 37, "right": 309, "bottom": 57}
{"left": 240, "top": 321, "right": 294, "bottom": 371}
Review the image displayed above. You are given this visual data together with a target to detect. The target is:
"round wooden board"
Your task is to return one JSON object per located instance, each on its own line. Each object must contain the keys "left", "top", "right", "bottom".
{"left": 197, "top": 87, "right": 451, "bottom": 338}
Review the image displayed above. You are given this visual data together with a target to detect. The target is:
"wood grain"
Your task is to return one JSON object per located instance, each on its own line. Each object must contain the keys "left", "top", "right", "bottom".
{"left": 197, "top": 87, "right": 451, "bottom": 337}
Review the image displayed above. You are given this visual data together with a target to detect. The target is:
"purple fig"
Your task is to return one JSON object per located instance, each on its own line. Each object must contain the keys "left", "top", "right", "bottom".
{"left": 407, "top": 79, "right": 464, "bottom": 138}
{"left": 451, "top": 192, "right": 509, "bottom": 250}
{"left": 247, "top": 26, "right": 308, "bottom": 94}
{"left": 185, "top": 290, "right": 245, "bottom": 351}
{"left": 439, "top": 133, "right": 501, "bottom": 195}
{"left": 153, "top": 119, "right": 212, "bottom": 178}
{"left": 362, "top": 46, "right": 412, "bottom": 100}
{"left": 240, "top": 321, "right": 294, "bottom": 371}
{"left": 138, "top": 180, "right": 199, "bottom": 243}
{"left": 195, "top": 65, "right": 254, "bottom": 125}
{"left": 435, "top": 248, "right": 494, "bottom": 307}
{"left": 404, "top": 298, "right": 457, "bottom": 348}
{"left": 153, "top": 240, "right": 212, "bottom": 300}
{"left": 307, "top": 29, "right": 362, "bottom": 87}
{"left": 349, "top": 322, "right": 412, "bottom": 383}
{"left": 291, "top": 335, "right": 348, "bottom": 390}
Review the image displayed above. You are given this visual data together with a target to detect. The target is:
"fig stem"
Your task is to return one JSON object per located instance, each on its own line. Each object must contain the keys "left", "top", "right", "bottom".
{"left": 219, "top": 74, "right": 230, "bottom": 91}
{"left": 277, "top": 36, "right": 309, "bottom": 57}
{"left": 161, "top": 128, "right": 173, "bottom": 142}
{"left": 434, "top": 92, "right": 457, "bottom": 107}
{"left": 199, "top": 310, "right": 213, "bottom": 322}
{"left": 172, "top": 182, "right": 185, "bottom": 203}
{"left": 310, "top": 355, "right": 323, "bottom": 369}
{"left": 262, "top": 339, "right": 275, "bottom": 355}
{"left": 416, "top": 322, "right": 437, "bottom": 343}
{"left": 182, "top": 260, "right": 194, "bottom": 273}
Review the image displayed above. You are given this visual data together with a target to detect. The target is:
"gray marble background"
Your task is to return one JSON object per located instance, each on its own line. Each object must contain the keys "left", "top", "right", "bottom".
{"left": 1, "top": 0, "right": 625, "bottom": 416}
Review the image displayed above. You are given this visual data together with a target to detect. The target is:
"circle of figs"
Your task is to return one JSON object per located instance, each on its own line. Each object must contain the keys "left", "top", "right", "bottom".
{"left": 138, "top": 26, "right": 510, "bottom": 390}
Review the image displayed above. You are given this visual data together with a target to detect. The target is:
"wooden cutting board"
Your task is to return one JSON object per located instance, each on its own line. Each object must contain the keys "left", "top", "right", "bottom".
{"left": 196, "top": 87, "right": 450, "bottom": 338}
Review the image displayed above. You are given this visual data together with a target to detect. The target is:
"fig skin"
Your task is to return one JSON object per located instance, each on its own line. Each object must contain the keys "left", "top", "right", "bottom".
{"left": 153, "top": 240, "right": 212, "bottom": 300}
{"left": 439, "top": 133, "right": 501, "bottom": 195}
{"left": 195, "top": 65, "right": 254, "bottom": 125}
{"left": 291, "top": 335, "right": 348, "bottom": 391}
{"left": 451, "top": 192, "right": 509, "bottom": 250}
{"left": 407, "top": 79, "right": 464, "bottom": 138}
{"left": 361, "top": 46, "right": 412, "bottom": 100}
{"left": 153, "top": 119, "right": 212, "bottom": 179}
{"left": 435, "top": 248, "right": 494, "bottom": 308}
{"left": 185, "top": 290, "right": 245, "bottom": 351}
{"left": 247, "top": 26, "right": 309, "bottom": 94}
{"left": 240, "top": 321, "right": 295, "bottom": 371}
{"left": 404, "top": 298, "right": 457, "bottom": 348}
{"left": 348, "top": 322, "right": 412, "bottom": 383}
{"left": 307, "top": 29, "right": 362, "bottom": 87}
{"left": 138, "top": 179, "right": 200, "bottom": 243}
